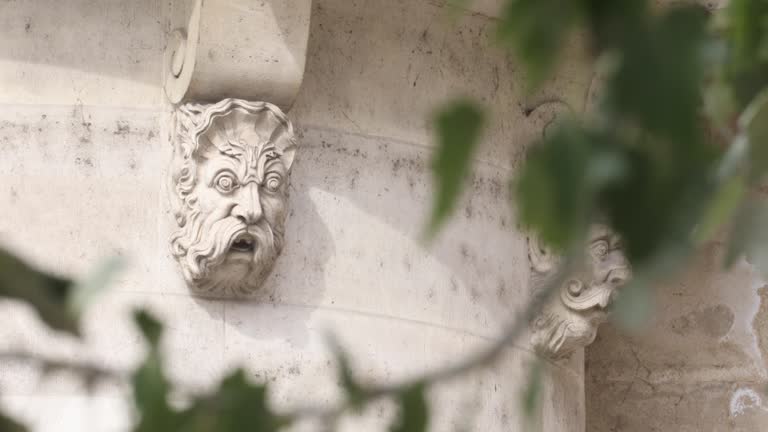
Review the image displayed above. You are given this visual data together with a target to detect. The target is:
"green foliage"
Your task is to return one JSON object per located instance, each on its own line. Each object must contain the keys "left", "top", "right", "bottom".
{"left": 178, "top": 370, "right": 286, "bottom": 432}
{"left": 520, "top": 360, "right": 542, "bottom": 424}
{"left": 131, "top": 310, "right": 287, "bottom": 432}
{"left": 331, "top": 339, "right": 366, "bottom": 409}
{"left": 390, "top": 384, "right": 430, "bottom": 432}
{"left": 497, "top": 0, "right": 580, "bottom": 82}
{"left": 723, "top": 0, "right": 768, "bottom": 107}
{"left": 0, "top": 250, "right": 120, "bottom": 337}
{"left": 427, "top": 100, "right": 485, "bottom": 239}
{"left": 516, "top": 122, "right": 626, "bottom": 250}
{"left": 612, "top": 276, "right": 654, "bottom": 329}
{"left": 67, "top": 256, "right": 124, "bottom": 318}
{"left": 4, "top": 0, "right": 768, "bottom": 430}
{"left": 0, "top": 413, "right": 28, "bottom": 432}
{"left": 0, "top": 249, "right": 79, "bottom": 335}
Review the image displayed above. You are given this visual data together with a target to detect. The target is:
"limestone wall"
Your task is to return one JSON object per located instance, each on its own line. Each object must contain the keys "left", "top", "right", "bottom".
{"left": 0, "top": 0, "right": 588, "bottom": 431}
{"left": 586, "top": 243, "right": 768, "bottom": 431}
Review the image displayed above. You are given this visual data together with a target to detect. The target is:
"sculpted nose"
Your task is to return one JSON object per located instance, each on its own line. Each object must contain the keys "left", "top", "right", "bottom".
{"left": 231, "top": 183, "right": 262, "bottom": 225}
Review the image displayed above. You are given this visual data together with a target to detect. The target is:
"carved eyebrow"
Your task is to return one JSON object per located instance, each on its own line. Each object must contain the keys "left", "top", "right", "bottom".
{"left": 263, "top": 156, "right": 285, "bottom": 172}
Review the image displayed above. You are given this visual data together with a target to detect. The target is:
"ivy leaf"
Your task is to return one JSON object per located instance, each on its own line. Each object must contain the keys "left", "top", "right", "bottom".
{"left": 131, "top": 310, "right": 177, "bottom": 432}
{"left": 0, "top": 249, "right": 78, "bottom": 335}
{"left": 725, "top": 0, "right": 768, "bottom": 106}
{"left": 515, "top": 122, "right": 626, "bottom": 250}
{"left": 693, "top": 173, "right": 746, "bottom": 244}
{"left": 739, "top": 88, "right": 768, "bottom": 182}
{"left": 426, "top": 100, "right": 485, "bottom": 240}
{"left": 131, "top": 311, "right": 288, "bottom": 432}
{"left": 725, "top": 198, "right": 768, "bottom": 275}
{"left": 0, "top": 249, "right": 121, "bottom": 336}
{"left": 328, "top": 338, "right": 365, "bottom": 409}
{"left": 67, "top": 255, "right": 124, "bottom": 318}
{"left": 134, "top": 309, "right": 163, "bottom": 347}
{"left": 612, "top": 277, "right": 653, "bottom": 330}
{"left": 0, "top": 411, "right": 28, "bottom": 432}
{"left": 390, "top": 384, "right": 429, "bottom": 432}
{"left": 608, "top": 5, "right": 708, "bottom": 146}
{"left": 497, "top": 0, "right": 581, "bottom": 84}
{"left": 520, "top": 360, "right": 543, "bottom": 424}
{"left": 181, "top": 370, "right": 286, "bottom": 432}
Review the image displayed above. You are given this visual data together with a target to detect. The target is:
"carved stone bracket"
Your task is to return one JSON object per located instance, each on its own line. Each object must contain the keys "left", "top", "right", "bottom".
{"left": 528, "top": 227, "right": 631, "bottom": 360}
{"left": 164, "top": 0, "right": 312, "bottom": 110}
{"left": 163, "top": 1, "right": 311, "bottom": 295}
{"left": 168, "top": 98, "right": 297, "bottom": 297}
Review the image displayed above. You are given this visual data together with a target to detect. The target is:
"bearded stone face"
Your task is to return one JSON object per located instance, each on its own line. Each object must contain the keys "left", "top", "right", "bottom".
{"left": 168, "top": 99, "right": 296, "bottom": 297}
{"left": 529, "top": 227, "right": 631, "bottom": 359}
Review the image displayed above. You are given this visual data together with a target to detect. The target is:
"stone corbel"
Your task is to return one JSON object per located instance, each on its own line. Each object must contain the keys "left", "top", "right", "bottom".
{"left": 164, "top": 0, "right": 311, "bottom": 296}
{"left": 521, "top": 101, "right": 632, "bottom": 360}
{"left": 164, "top": 0, "right": 312, "bottom": 110}
{"left": 528, "top": 228, "right": 631, "bottom": 360}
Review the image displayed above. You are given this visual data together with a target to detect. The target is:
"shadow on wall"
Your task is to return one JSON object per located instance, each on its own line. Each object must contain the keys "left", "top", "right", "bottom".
{"left": 188, "top": 178, "right": 335, "bottom": 349}
{"left": 0, "top": 0, "right": 162, "bottom": 86}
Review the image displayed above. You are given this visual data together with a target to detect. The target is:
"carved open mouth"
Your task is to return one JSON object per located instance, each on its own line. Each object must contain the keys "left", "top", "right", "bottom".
{"left": 230, "top": 232, "right": 256, "bottom": 253}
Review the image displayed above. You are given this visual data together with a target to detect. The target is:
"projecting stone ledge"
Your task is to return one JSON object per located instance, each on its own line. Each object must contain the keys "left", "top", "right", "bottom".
{"left": 164, "top": 0, "right": 312, "bottom": 110}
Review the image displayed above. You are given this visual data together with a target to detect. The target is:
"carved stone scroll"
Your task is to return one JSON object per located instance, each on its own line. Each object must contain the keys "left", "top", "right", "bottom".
{"left": 164, "top": 0, "right": 312, "bottom": 109}
{"left": 529, "top": 227, "right": 631, "bottom": 360}
{"left": 168, "top": 98, "right": 297, "bottom": 297}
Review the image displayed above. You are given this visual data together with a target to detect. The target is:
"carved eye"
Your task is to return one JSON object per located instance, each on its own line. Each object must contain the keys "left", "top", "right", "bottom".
{"left": 214, "top": 173, "right": 238, "bottom": 194}
{"left": 591, "top": 240, "right": 609, "bottom": 260}
{"left": 264, "top": 174, "right": 282, "bottom": 192}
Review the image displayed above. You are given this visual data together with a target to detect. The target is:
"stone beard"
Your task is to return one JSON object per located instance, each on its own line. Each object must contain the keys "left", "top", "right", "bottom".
{"left": 168, "top": 99, "right": 297, "bottom": 296}
{"left": 529, "top": 227, "right": 631, "bottom": 360}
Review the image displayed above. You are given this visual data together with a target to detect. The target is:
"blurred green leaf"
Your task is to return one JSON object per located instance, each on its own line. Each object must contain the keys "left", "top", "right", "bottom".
{"left": 390, "top": 384, "right": 429, "bottom": 432}
{"left": 131, "top": 311, "right": 287, "bottom": 432}
{"left": 0, "top": 249, "right": 78, "bottom": 335}
{"left": 516, "top": 122, "right": 626, "bottom": 250}
{"left": 134, "top": 309, "right": 163, "bottom": 348}
{"left": 612, "top": 277, "right": 652, "bottom": 330}
{"left": 0, "top": 250, "right": 120, "bottom": 336}
{"left": 520, "top": 360, "right": 542, "bottom": 423}
{"left": 131, "top": 310, "right": 176, "bottom": 432}
{"left": 724, "top": 0, "right": 768, "bottom": 107}
{"left": 703, "top": 79, "right": 738, "bottom": 129}
{"left": 739, "top": 88, "right": 768, "bottom": 182}
{"left": 0, "top": 412, "right": 28, "bottom": 432}
{"left": 67, "top": 256, "right": 124, "bottom": 317}
{"left": 497, "top": 0, "right": 580, "bottom": 84}
{"left": 427, "top": 99, "right": 485, "bottom": 240}
{"left": 726, "top": 198, "right": 768, "bottom": 275}
{"left": 180, "top": 370, "right": 286, "bottom": 432}
{"left": 608, "top": 5, "right": 708, "bottom": 146}
{"left": 694, "top": 173, "right": 746, "bottom": 244}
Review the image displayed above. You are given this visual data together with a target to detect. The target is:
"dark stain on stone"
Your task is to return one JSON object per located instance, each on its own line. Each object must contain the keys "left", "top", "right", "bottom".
{"left": 753, "top": 285, "right": 768, "bottom": 366}
{"left": 114, "top": 121, "right": 131, "bottom": 136}
{"left": 496, "top": 279, "right": 506, "bottom": 300}
{"left": 699, "top": 305, "right": 735, "bottom": 338}
{"left": 74, "top": 157, "right": 94, "bottom": 168}
{"left": 670, "top": 304, "right": 734, "bottom": 338}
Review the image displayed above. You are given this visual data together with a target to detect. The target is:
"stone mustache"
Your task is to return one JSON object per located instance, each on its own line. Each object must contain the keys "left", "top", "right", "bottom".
{"left": 529, "top": 227, "right": 632, "bottom": 359}
{"left": 168, "top": 99, "right": 297, "bottom": 296}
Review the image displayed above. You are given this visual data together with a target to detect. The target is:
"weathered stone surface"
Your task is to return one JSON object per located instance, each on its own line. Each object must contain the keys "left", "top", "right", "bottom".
{"left": 0, "top": 0, "right": 591, "bottom": 430}
{"left": 586, "top": 243, "right": 768, "bottom": 431}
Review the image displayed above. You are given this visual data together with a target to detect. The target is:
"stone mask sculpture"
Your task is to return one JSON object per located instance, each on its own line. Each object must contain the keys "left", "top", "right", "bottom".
{"left": 529, "top": 226, "right": 631, "bottom": 359}
{"left": 168, "top": 98, "right": 297, "bottom": 296}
